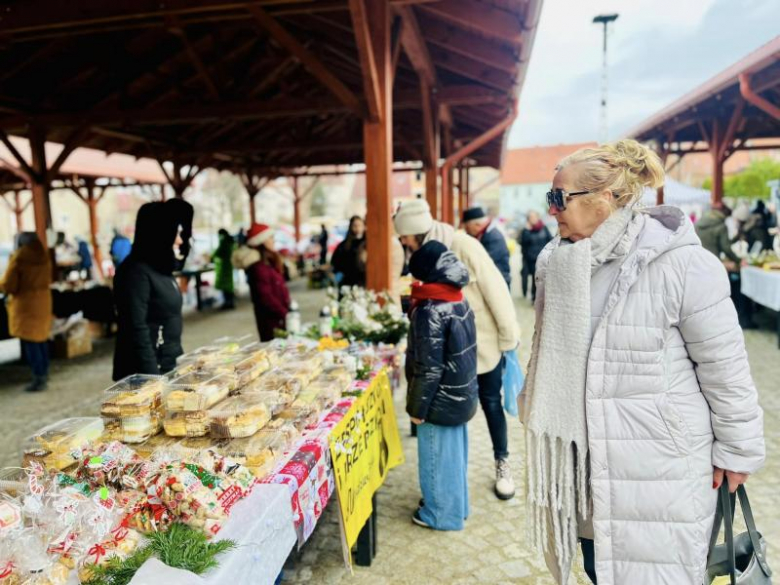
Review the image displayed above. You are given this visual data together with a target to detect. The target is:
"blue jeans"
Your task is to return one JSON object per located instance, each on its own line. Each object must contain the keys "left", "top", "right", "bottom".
{"left": 417, "top": 422, "right": 469, "bottom": 531}
{"left": 21, "top": 340, "right": 49, "bottom": 378}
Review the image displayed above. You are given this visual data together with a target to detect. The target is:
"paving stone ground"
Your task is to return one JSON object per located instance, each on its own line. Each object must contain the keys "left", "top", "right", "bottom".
{"left": 1, "top": 281, "right": 778, "bottom": 584}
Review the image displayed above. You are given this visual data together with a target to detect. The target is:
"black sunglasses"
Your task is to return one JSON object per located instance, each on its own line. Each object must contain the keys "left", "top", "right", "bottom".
{"left": 545, "top": 188, "right": 592, "bottom": 211}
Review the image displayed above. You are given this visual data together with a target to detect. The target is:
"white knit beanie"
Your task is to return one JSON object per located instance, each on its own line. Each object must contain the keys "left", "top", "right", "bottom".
{"left": 393, "top": 199, "right": 434, "bottom": 236}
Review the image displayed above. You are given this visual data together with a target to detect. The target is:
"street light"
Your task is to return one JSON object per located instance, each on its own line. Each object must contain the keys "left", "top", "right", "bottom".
{"left": 593, "top": 13, "right": 619, "bottom": 142}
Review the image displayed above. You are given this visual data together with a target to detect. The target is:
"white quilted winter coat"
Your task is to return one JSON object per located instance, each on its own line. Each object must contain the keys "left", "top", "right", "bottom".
{"left": 534, "top": 206, "right": 765, "bottom": 584}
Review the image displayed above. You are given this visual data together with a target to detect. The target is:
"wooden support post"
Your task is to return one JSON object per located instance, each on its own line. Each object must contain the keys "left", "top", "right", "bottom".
{"left": 657, "top": 142, "right": 670, "bottom": 206}
{"left": 425, "top": 165, "right": 438, "bottom": 219}
{"left": 249, "top": 192, "right": 257, "bottom": 225}
{"left": 29, "top": 127, "right": 51, "bottom": 246}
{"left": 292, "top": 176, "right": 302, "bottom": 247}
{"left": 420, "top": 78, "right": 439, "bottom": 219}
{"left": 85, "top": 178, "right": 105, "bottom": 279}
{"left": 441, "top": 166, "right": 454, "bottom": 225}
{"left": 457, "top": 165, "right": 468, "bottom": 223}
{"left": 463, "top": 166, "right": 470, "bottom": 209}
{"left": 363, "top": 0, "right": 392, "bottom": 292}
{"left": 156, "top": 159, "right": 202, "bottom": 199}
{"left": 13, "top": 190, "right": 23, "bottom": 231}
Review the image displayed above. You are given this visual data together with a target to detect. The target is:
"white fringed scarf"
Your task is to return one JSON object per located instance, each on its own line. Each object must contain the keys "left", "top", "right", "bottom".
{"left": 522, "top": 206, "right": 639, "bottom": 583}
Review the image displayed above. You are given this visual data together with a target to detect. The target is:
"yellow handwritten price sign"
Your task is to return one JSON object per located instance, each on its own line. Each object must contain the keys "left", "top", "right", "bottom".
{"left": 329, "top": 369, "right": 404, "bottom": 551}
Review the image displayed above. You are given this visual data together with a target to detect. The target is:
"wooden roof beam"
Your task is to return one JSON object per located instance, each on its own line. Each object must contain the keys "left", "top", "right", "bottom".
{"left": 247, "top": 5, "right": 363, "bottom": 117}
{"left": 428, "top": 44, "right": 510, "bottom": 93}
{"left": 395, "top": 5, "right": 455, "bottom": 127}
{"left": 0, "top": 130, "right": 36, "bottom": 179}
{"left": 396, "top": 6, "right": 435, "bottom": 85}
{"left": 349, "top": 0, "right": 381, "bottom": 122}
{"left": 419, "top": 0, "right": 523, "bottom": 45}
{"left": 416, "top": 12, "right": 518, "bottom": 73}
{"left": 166, "top": 16, "right": 221, "bottom": 100}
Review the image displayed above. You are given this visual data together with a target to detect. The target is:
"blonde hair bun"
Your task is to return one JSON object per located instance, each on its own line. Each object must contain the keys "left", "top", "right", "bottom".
{"left": 558, "top": 138, "right": 665, "bottom": 208}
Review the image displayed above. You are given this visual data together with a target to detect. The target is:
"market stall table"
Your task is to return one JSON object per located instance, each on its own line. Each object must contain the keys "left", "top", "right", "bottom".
{"left": 741, "top": 266, "right": 780, "bottom": 348}
{"left": 125, "top": 370, "right": 401, "bottom": 585}
{"left": 52, "top": 284, "right": 115, "bottom": 324}
{"left": 176, "top": 266, "right": 215, "bottom": 312}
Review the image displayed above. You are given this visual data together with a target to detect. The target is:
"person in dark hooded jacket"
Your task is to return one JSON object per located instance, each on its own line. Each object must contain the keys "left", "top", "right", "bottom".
{"left": 112, "top": 199, "right": 193, "bottom": 380}
{"left": 406, "top": 241, "right": 478, "bottom": 531}
{"left": 519, "top": 210, "right": 553, "bottom": 301}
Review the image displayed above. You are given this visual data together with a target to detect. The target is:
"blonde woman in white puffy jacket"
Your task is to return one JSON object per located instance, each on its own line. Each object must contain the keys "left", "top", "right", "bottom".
{"left": 520, "top": 139, "right": 765, "bottom": 585}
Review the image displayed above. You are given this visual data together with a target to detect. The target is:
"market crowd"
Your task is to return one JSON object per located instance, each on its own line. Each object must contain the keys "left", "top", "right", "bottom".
{"left": 4, "top": 138, "right": 762, "bottom": 584}
{"left": 397, "top": 139, "right": 764, "bottom": 585}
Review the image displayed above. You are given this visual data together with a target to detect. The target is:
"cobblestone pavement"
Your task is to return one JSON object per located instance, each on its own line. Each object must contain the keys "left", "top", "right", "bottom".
{"left": 1, "top": 282, "right": 778, "bottom": 584}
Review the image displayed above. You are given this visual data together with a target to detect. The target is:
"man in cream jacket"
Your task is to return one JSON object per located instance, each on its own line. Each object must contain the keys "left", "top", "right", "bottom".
{"left": 394, "top": 199, "right": 520, "bottom": 499}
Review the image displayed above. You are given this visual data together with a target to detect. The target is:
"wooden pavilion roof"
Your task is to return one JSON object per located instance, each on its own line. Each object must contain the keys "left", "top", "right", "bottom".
{"left": 0, "top": 0, "right": 542, "bottom": 173}
{"left": 630, "top": 36, "right": 780, "bottom": 147}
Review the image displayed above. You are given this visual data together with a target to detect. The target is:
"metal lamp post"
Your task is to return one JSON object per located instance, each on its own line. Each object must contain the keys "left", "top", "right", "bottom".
{"left": 593, "top": 13, "right": 619, "bottom": 143}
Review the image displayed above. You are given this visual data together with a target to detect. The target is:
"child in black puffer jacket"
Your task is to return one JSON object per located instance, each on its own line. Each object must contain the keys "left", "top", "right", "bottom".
{"left": 406, "top": 241, "right": 478, "bottom": 531}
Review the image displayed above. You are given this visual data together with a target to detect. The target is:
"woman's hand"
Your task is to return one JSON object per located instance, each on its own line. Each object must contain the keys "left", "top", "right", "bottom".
{"left": 410, "top": 417, "right": 424, "bottom": 425}
{"left": 713, "top": 467, "right": 749, "bottom": 493}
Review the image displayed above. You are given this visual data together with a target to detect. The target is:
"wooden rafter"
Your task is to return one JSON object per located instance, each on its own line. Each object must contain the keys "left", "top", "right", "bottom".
{"left": 0, "top": 131, "right": 36, "bottom": 179}
{"left": 0, "top": 85, "right": 497, "bottom": 130}
{"left": 416, "top": 12, "right": 518, "bottom": 73}
{"left": 419, "top": 0, "right": 523, "bottom": 45}
{"left": 427, "top": 44, "right": 508, "bottom": 92}
{"left": 166, "top": 16, "right": 221, "bottom": 100}
{"left": 396, "top": 6, "right": 435, "bottom": 85}
{"left": 248, "top": 54, "right": 298, "bottom": 97}
{"left": 0, "top": 0, "right": 435, "bottom": 37}
{"left": 718, "top": 97, "right": 746, "bottom": 162}
{"left": 48, "top": 125, "right": 90, "bottom": 178}
{"left": 248, "top": 5, "right": 363, "bottom": 117}
{"left": 350, "top": 0, "right": 382, "bottom": 122}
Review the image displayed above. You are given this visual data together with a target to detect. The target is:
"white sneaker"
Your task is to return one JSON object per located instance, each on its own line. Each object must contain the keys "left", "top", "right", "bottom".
{"left": 495, "top": 458, "right": 515, "bottom": 500}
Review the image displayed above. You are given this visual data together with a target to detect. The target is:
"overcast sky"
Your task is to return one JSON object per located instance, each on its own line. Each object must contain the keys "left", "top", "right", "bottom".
{"left": 507, "top": 0, "right": 779, "bottom": 148}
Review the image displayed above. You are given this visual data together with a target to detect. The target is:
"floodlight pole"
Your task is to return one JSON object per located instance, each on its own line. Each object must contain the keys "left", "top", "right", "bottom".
{"left": 593, "top": 13, "right": 618, "bottom": 143}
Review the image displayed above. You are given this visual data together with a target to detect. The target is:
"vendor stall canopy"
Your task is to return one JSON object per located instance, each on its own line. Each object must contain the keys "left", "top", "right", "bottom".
{"left": 0, "top": 0, "right": 540, "bottom": 171}
{"left": 630, "top": 36, "right": 780, "bottom": 204}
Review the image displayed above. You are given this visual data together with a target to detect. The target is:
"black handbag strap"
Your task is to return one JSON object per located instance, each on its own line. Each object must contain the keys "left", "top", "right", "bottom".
{"left": 722, "top": 484, "right": 737, "bottom": 585}
{"left": 736, "top": 485, "right": 772, "bottom": 577}
{"left": 707, "top": 483, "right": 735, "bottom": 565}
{"left": 707, "top": 483, "right": 772, "bottom": 584}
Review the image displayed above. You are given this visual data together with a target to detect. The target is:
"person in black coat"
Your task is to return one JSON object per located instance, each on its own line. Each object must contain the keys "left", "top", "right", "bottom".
{"left": 519, "top": 210, "right": 553, "bottom": 301}
{"left": 331, "top": 215, "right": 367, "bottom": 290}
{"left": 462, "top": 206, "right": 511, "bottom": 287}
{"left": 112, "top": 199, "right": 194, "bottom": 380}
{"left": 406, "top": 241, "right": 478, "bottom": 531}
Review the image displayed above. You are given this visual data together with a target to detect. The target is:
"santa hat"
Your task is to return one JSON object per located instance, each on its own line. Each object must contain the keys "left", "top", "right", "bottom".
{"left": 247, "top": 223, "right": 274, "bottom": 247}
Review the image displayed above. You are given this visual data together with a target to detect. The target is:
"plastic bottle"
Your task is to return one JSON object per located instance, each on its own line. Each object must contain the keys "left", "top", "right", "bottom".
{"left": 319, "top": 306, "right": 333, "bottom": 337}
{"left": 286, "top": 300, "right": 301, "bottom": 335}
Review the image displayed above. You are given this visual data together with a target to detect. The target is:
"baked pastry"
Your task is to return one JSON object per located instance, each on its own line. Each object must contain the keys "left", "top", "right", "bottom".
{"left": 208, "top": 395, "right": 271, "bottom": 439}
{"left": 163, "top": 411, "right": 210, "bottom": 437}
{"left": 166, "top": 372, "right": 232, "bottom": 411}
{"left": 220, "top": 432, "right": 283, "bottom": 477}
{"left": 101, "top": 375, "right": 164, "bottom": 418}
{"left": 22, "top": 417, "right": 103, "bottom": 471}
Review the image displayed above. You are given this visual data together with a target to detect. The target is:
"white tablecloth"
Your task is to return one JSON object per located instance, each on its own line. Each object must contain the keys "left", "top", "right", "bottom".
{"left": 741, "top": 267, "right": 780, "bottom": 311}
{"left": 128, "top": 483, "right": 296, "bottom": 585}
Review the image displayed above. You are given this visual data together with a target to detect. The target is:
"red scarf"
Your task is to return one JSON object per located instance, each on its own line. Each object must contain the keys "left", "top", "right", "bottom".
{"left": 410, "top": 282, "right": 463, "bottom": 311}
